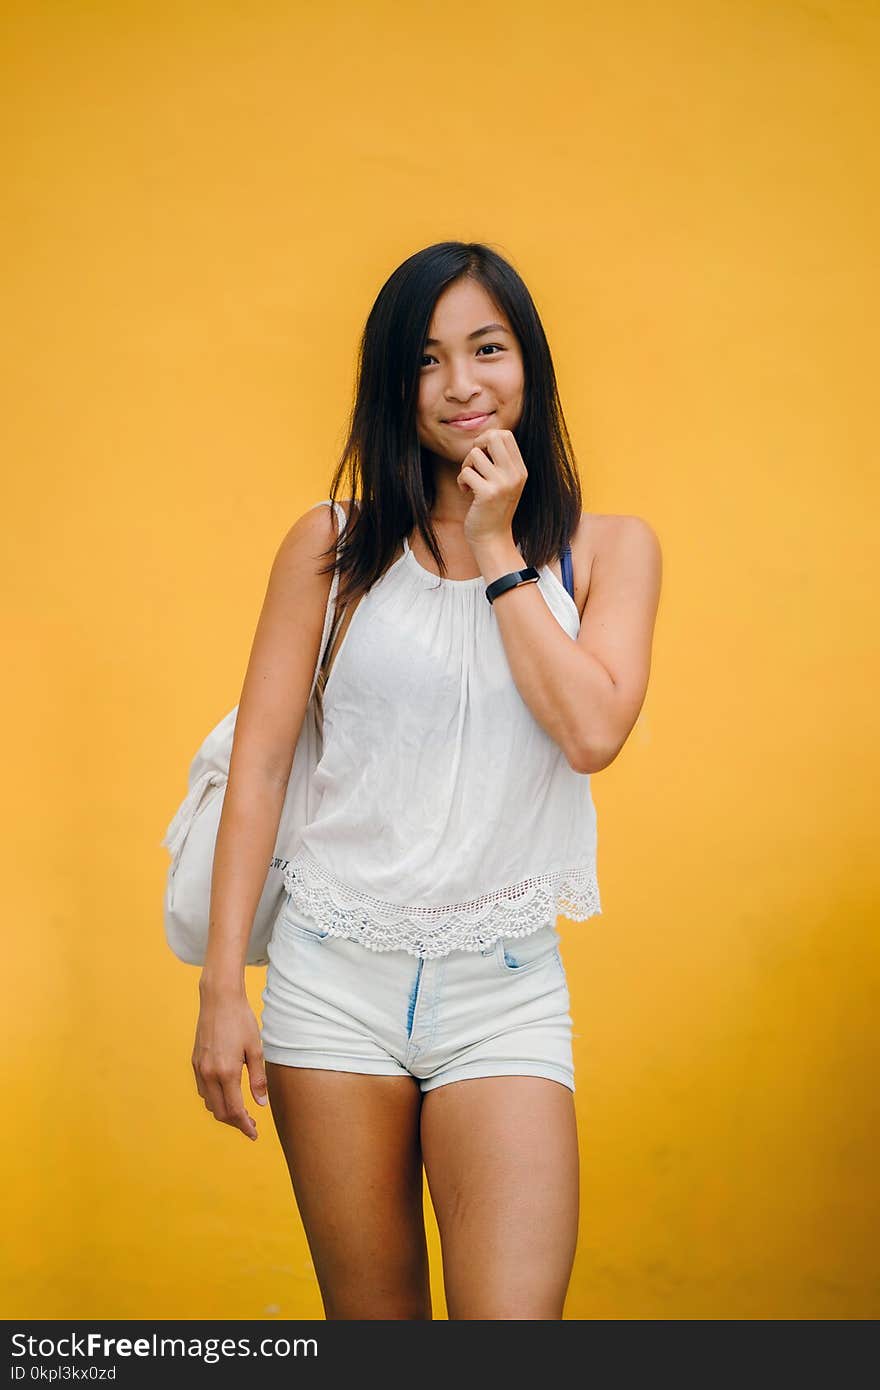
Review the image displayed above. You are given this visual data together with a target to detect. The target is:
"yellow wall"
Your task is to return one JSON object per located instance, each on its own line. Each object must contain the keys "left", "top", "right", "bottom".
{"left": 3, "top": 0, "right": 877, "bottom": 1319}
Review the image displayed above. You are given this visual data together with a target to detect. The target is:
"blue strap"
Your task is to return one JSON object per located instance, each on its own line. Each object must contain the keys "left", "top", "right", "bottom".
{"left": 560, "top": 543, "right": 574, "bottom": 600}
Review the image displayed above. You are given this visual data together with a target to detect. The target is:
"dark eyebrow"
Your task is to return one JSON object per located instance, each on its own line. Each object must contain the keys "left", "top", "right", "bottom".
{"left": 423, "top": 322, "right": 510, "bottom": 348}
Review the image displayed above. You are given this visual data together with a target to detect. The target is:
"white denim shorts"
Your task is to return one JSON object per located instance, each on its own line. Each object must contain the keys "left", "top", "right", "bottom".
{"left": 259, "top": 896, "right": 575, "bottom": 1094}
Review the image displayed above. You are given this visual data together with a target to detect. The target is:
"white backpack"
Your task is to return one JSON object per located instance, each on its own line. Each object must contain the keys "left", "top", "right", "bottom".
{"left": 160, "top": 498, "right": 349, "bottom": 966}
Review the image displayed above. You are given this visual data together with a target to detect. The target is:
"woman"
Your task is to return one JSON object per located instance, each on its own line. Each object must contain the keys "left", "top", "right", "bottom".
{"left": 192, "top": 241, "right": 662, "bottom": 1320}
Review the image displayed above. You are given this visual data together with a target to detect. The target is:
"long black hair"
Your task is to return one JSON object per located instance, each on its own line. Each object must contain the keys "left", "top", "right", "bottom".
{"left": 318, "top": 241, "right": 584, "bottom": 606}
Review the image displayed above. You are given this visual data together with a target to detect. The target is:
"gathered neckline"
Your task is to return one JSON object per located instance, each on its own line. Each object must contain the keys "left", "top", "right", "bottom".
{"left": 402, "top": 534, "right": 486, "bottom": 587}
{"left": 399, "top": 535, "right": 579, "bottom": 626}
{"left": 337, "top": 499, "right": 576, "bottom": 616}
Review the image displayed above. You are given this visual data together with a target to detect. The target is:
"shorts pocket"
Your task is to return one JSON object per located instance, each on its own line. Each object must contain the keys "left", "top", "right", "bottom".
{"left": 493, "top": 924, "right": 561, "bottom": 976}
{"left": 280, "top": 897, "right": 331, "bottom": 942}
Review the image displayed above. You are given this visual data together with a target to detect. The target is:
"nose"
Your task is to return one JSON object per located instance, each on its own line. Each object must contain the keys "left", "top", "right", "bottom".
{"left": 444, "top": 357, "right": 482, "bottom": 405}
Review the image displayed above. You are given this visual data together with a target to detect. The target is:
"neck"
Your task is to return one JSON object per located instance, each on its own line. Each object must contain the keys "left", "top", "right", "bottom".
{"left": 422, "top": 449, "right": 473, "bottom": 528}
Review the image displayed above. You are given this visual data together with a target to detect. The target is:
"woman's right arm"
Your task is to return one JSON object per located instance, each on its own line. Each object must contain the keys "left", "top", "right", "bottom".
{"left": 192, "top": 500, "right": 342, "bottom": 1141}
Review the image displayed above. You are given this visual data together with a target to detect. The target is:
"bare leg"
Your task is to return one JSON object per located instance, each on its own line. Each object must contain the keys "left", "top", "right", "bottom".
{"left": 420, "top": 1076, "right": 579, "bottom": 1319}
{"left": 266, "top": 1063, "right": 431, "bottom": 1320}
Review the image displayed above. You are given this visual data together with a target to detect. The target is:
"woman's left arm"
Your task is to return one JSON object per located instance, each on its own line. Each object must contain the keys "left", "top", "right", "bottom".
{"left": 473, "top": 516, "right": 663, "bottom": 774}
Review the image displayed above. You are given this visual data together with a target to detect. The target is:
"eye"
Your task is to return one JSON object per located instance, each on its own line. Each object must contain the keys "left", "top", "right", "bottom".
{"left": 419, "top": 344, "right": 505, "bottom": 368}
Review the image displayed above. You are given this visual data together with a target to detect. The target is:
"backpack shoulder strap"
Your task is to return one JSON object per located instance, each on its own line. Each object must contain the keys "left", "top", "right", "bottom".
{"left": 306, "top": 499, "right": 351, "bottom": 707}
{"left": 560, "top": 542, "right": 574, "bottom": 601}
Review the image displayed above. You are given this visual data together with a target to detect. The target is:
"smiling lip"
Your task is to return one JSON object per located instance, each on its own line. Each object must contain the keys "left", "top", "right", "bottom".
{"left": 445, "top": 412, "right": 493, "bottom": 429}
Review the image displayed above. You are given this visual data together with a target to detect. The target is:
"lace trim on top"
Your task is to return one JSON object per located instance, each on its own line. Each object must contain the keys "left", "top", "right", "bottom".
{"left": 280, "top": 846, "right": 602, "bottom": 959}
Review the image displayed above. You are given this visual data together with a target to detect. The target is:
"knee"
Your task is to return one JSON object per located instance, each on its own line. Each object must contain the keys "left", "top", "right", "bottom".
{"left": 448, "top": 1296, "right": 564, "bottom": 1320}
{"left": 323, "top": 1286, "right": 432, "bottom": 1320}
{"left": 316, "top": 1247, "right": 433, "bottom": 1321}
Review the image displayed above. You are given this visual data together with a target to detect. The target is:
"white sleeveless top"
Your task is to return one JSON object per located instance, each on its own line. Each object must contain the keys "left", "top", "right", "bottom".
{"left": 282, "top": 533, "right": 602, "bottom": 958}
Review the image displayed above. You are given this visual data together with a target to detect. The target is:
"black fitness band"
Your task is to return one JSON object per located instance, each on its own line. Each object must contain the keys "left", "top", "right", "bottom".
{"left": 485, "top": 567, "right": 541, "bottom": 605}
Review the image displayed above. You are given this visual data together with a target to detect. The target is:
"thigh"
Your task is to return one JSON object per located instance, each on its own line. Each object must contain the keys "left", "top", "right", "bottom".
{"left": 420, "top": 1075, "right": 579, "bottom": 1319}
{"left": 266, "top": 1063, "right": 431, "bottom": 1320}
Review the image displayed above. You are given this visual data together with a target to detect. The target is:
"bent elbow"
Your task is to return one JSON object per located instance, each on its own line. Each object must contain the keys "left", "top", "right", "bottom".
{"left": 566, "top": 744, "right": 595, "bottom": 775}
{"left": 568, "top": 738, "right": 619, "bottom": 776}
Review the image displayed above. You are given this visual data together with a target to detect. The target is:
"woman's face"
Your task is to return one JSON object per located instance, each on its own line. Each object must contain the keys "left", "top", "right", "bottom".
{"left": 416, "top": 277, "right": 525, "bottom": 463}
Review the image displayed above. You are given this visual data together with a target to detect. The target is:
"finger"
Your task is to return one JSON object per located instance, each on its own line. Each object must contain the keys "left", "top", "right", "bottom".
{"left": 192, "top": 1041, "right": 214, "bottom": 1103}
{"left": 486, "top": 433, "right": 520, "bottom": 476}
{"left": 198, "top": 1062, "right": 236, "bottom": 1126}
{"left": 463, "top": 446, "right": 493, "bottom": 477}
{"left": 474, "top": 428, "right": 508, "bottom": 464}
{"left": 191, "top": 1055, "right": 207, "bottom": 1102}
{"left": 457, "top": 463, "right": 491, "bottom": 498}
{"left": 219, "top": 1074, "right": 258, "bottom": 1141}
{"left": 246, "top": 1042, "right": 270, "bottom": 1108}
{"left": 201, "top": 1073, "right": 228, "bottom": 1122}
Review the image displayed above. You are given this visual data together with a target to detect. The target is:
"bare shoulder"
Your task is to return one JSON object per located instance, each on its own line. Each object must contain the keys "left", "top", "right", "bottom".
{"left": 577, "top": 509, "right": 659, "bottom": 547}
{"left": 278, "top": 496, "right": 351, "bottom": 546}
{"left": 567, "top": 511, "right": 647, "bottom": 614}
{"left": 586, "top": 512, "right": 662, "bottom": 589}
{"left": 263, "top": 500, "right": 349, "bottom": 639}
{"left": 274, "top": 498, "right": 357, "bottom": 577}
{"left": 581, "top": 512, "right": 662, "bottom": 610}
{"left": 575, "top": 511, "right": 661, "bottom": 573}
{"left": 569, "top": 511, "right": 661, "bottom": 619}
